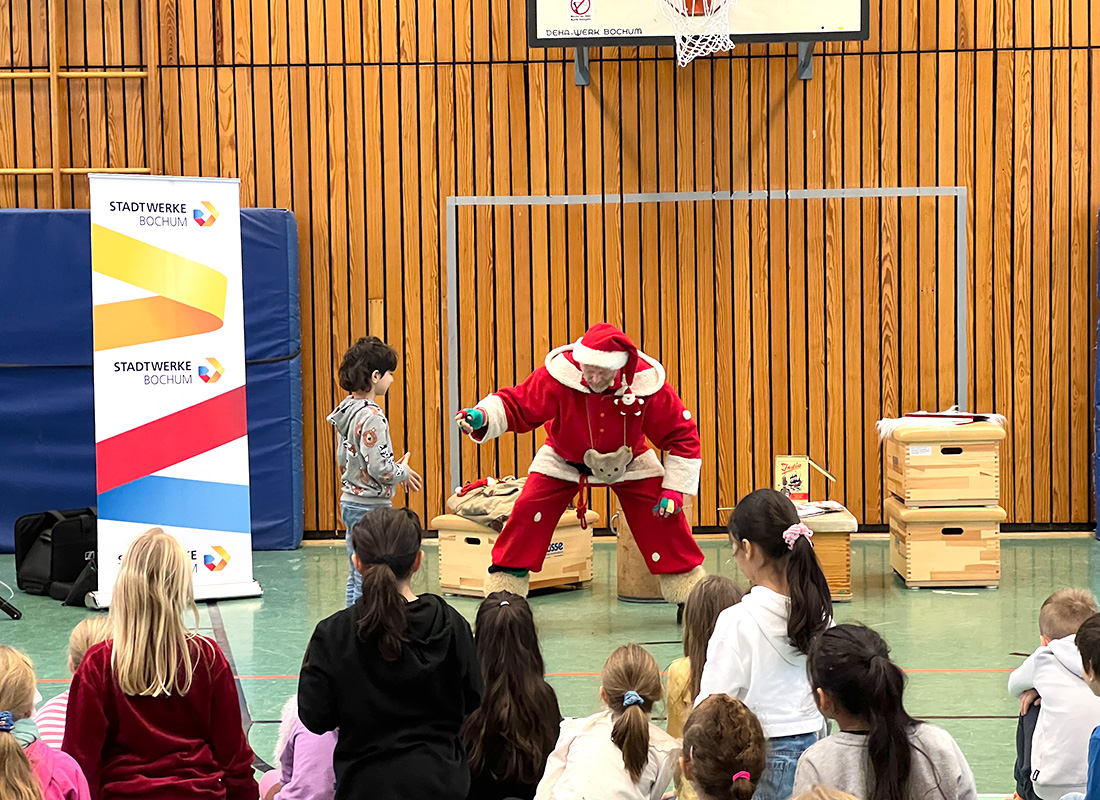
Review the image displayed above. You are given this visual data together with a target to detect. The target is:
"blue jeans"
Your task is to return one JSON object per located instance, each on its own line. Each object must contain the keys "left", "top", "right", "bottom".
{"left": 754, "top": 732, "right": 818, "bottom": 800}
{"left": 342, "top": 502, "right": 385, "bottom": 607}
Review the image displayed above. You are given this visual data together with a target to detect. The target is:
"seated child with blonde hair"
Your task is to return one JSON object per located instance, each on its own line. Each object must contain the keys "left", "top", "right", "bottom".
{"left": 62, "top": 528, "right": 257, "bottom": 799}
{"left": 257, "top": 696, "right": 337, "bottom": 800}
{"left": 667, "top": 576, "right": 744, "bottom": 800}
{"left": 1009, "top": 588, "right": 1100, "bottom": 800}
{"left": 0, "top": 645, "right": 91, "bottom": 800}
{"left": 535, "top": 644, "right": 679, "bottom": 800}
{"left": 33, "top": 617, "right": 111, "bottom": 749}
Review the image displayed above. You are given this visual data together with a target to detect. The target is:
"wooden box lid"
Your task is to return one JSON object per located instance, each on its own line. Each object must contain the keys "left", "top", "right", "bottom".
{"left": 884, "top": 496, "right": 1006, "bottom": 523}
{"left": 887, "top": 421, "right": 1006, "bottom": 444}
{"left": 430, "top": 509, "right": 599, "bottom": 532}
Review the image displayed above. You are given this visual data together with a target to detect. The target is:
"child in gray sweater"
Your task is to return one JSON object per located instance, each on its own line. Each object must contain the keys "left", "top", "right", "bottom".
{"left": 328, "top": 337, "right": 422, "bottom": 607}
{"left": 792, "top": 625, "right": 977, "bottom": 800}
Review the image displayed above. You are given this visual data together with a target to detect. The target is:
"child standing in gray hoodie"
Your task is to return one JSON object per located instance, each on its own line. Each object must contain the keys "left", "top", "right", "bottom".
{"left": 327, "top": 337, "right": 422, "bottom": 606}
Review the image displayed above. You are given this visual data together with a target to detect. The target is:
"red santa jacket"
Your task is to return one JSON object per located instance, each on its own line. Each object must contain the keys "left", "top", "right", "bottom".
{"left": 472, "top": 344, "right": 702, "bottom": 495}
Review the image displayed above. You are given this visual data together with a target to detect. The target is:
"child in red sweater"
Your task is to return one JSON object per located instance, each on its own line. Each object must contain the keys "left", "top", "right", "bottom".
{"left": 62, "top": 528, "right": 257, "bottom": 800}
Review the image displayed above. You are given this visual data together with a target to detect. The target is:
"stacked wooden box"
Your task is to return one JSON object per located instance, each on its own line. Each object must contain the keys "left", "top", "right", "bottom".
{"left": 883, "top": 421, "right": 1006, "bottom": 588}
{"left": 803, "top": 507, "right": 858, "bottom": 602}
{"left": 433, "top": 510, "right": 597, "bottom": 597}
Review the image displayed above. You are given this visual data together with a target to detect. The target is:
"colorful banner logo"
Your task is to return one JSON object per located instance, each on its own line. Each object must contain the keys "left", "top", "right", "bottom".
{"left": 193, "top": 201, "right": 219, "bottom": 227}
{"left": 204, "top": 546, "right": 232, "bottom": 571}
{"left": 199, "top": 358, "right": 225, "bottom": 383}
{"left": 90, "top": 175, "right": 255, "bottom": 603}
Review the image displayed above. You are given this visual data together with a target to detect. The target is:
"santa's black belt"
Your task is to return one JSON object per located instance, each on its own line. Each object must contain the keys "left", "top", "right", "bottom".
{"left": 564, "top": 460, "right": 593, "bottom": 477}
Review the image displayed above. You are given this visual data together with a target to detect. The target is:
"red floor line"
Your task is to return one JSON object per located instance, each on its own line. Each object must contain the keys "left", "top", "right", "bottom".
{"left": 906, "top": 669, "right": 1013, "bottom": 674}
{"left": 36, "top": 667, "right": 1015, "bottom": 684}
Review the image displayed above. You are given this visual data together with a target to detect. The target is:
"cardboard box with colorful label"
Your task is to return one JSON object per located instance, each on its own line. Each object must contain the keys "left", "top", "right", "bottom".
{"left": 773, "top": 456, "right": 835, "bottom": 503}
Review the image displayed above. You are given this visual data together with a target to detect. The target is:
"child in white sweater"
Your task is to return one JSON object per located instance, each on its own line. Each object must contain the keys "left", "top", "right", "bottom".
{"left": 1008, "top": 589, "right": 1100, "bottom": 800}
{"left": 697, "top": 489, "right": 833, "bottom": 800}
{"left": 535, "top": 644, "right": 679, "bottom": 800}
{"left": 793, "top": 624, "right": 977, "bottom": 800}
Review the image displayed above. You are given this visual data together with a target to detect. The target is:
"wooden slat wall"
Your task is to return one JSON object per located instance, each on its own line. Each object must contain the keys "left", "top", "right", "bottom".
{"left": 2, "top": 0, "right": 1099, "bottom": 530}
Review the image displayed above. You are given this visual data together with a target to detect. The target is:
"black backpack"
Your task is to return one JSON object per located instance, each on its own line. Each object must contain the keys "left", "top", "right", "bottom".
{"left": 14, "top": 508, "right": 98, "bottom": 597}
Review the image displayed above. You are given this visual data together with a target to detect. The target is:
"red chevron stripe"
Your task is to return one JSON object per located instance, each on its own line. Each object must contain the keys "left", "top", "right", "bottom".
{"left": 96, "top": 386, "right": 248, "bottom": 494}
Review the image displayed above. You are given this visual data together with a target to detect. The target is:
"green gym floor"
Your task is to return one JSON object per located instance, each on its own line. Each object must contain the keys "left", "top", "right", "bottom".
{"left": 3, "top": 534, "right": 1097, "bottom": 795}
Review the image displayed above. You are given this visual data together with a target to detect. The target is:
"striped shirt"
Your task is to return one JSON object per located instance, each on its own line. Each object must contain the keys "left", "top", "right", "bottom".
{"left": 33, "top": 688, "right": 69, "bottom": 749}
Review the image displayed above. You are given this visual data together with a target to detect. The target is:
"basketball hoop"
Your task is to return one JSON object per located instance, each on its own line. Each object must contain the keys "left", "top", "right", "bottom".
{"left": 655, "top": 0, "right": 734, "bottom": 67}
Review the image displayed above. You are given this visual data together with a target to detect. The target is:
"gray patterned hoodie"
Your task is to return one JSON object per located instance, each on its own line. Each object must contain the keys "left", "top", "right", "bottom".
{"left": 327, "top": 396, "right": 410, "bottom": 507}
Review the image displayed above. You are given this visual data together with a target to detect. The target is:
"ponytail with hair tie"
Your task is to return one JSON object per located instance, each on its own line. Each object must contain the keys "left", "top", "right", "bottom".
{"left": 783, "top": 520, "right": 830, "bottom": 656}
{"left": 351, "top": 507, "right": 424, "bottom": 660}
{"left": 782, "top": 522, "right": 813, "bottom": 550}
{"left": 808, "top": 625, "right": 918, "bottom": 800}
{"left": 367, "top": 552, "right": 418, "bottom": 569}
{"left": 0, "top": 646, "right": 45, "bottom": 800}
{"left": 0, "top": 712, "right": 38, "bottom": 746}
{"left": 729, "top": 489, "right": 832, "bottom": 655}
{"left": 603, "top": 645, "right": 663, "bottom": 783}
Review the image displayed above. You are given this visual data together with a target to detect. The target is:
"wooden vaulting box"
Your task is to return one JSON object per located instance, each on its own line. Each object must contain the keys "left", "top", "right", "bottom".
{"left": 803, "top": 509, "right": 858, "bottom": 602}
{"left": 885, "top": 422, "right": 1004, "bottom": 507}
{"left": 885, "top": 498, "right": 1005, "bottom": 588}
{"left": 432, "top": 510, "right": 596, "bottom": 597}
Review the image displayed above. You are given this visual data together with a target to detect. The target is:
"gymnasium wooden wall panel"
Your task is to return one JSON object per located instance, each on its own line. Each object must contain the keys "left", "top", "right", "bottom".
{"left": 1, "top": 0, "right": 1098, "bottom": 530}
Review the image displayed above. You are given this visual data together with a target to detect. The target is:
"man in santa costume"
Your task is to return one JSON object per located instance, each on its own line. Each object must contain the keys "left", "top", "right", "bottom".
{"left": 455, "top": 323, "right": 706, "bottom": 606}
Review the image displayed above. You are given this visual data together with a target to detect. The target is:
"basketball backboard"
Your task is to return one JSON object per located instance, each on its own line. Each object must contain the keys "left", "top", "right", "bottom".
{"left": 527, "top": 0, "right": 869, "bottom": 48}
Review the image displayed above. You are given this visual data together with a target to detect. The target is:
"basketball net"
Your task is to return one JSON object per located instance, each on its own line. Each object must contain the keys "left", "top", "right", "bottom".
{"left": 655, "top": 0, "right": 735, "bottom": 67}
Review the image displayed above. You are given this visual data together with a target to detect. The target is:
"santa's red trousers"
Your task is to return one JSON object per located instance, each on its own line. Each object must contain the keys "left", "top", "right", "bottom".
{"left": 491, "top": 472, "right": 705, "bottom": 575}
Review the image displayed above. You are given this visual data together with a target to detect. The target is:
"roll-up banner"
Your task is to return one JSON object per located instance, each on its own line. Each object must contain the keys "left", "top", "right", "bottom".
{"left": 88, "top": 174, "right": 260, "bottom": 606}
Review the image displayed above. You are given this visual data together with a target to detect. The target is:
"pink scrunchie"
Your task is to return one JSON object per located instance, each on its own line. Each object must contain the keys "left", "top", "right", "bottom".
{"left": 732, "top": 771, "right": 752, "bottom": 783}
{"left": 782, "top": 522, "right": 813, "bottom": 550}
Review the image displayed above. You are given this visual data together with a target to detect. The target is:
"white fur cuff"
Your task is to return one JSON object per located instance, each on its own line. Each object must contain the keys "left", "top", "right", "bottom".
{"left": 658, "top": 566, "right": 706, "bottom": 604}
{"left": 483, "top": 570, "right": 530, "bottom": 598}
{"left": 572, "top": 341, "right": 629, "bottom": 370}
{"left": 475, "top": 394, "right": 509, "bottom": 442}
{"left": 662, "top": 454, "right": 701, "bottom": 496}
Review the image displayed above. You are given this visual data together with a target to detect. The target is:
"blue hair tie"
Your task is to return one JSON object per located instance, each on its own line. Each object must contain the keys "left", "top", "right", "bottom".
{"left": 623, "top": 690, "right": 644, "bottom": 708}
{"left": 0, "top": 711, "right": 14, "bottom": 732}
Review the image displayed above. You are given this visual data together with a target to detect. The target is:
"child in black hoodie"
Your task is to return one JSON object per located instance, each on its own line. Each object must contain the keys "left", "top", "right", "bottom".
{"left": 299, "top": 507, "right": 483, "bottom": 800}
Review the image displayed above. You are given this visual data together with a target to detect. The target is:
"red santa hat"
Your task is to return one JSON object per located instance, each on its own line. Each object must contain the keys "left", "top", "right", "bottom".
{"left": 572, "top": 323, "right": 640, "bottom": 386}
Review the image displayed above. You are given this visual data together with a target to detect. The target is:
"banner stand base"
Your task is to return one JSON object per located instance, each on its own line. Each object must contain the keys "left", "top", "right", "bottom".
{"left": 87, "top": 580, "right": 264, "bottom": 610}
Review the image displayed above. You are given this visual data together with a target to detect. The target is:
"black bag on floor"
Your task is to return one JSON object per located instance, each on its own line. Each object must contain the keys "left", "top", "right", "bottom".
{"left": 59, "top": 554, "right": 98, "bottom": 607}
{"left": 13, "top": 508, "right": 97, "bottom": 596}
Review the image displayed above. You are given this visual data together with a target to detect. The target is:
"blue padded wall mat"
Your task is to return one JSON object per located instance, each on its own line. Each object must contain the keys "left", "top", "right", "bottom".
{"left": 0, "top": 208, "right": 303, "bottom": 552}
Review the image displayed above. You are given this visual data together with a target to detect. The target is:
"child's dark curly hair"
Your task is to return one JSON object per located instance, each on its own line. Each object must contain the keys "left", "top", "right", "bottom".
{"left": 1077, "top": 613, "right": 1100, "bottom": 677}
{"left": 339, "top": 336, "right": 398, "bottom": 393}
{"left": 682, "top": 694, "right": 767, "bottom": 800}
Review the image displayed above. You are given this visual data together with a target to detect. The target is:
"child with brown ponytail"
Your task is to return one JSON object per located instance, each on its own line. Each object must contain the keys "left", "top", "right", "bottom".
{"left": 680, "top": 694, "right": 767, "bottom": 800}
{"left": 298, "top": 507, "right": 483, "bottom": 800}
{"left": 535, "top": 644, "right": 679, "bottom": 800}
{"left": 697, "top": 488, "right": 834, "bottom": 800}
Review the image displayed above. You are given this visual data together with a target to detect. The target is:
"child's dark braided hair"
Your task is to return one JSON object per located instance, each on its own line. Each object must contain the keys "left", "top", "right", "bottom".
{"left": 682, "top": 694, "right": 767, "bottom": 800}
